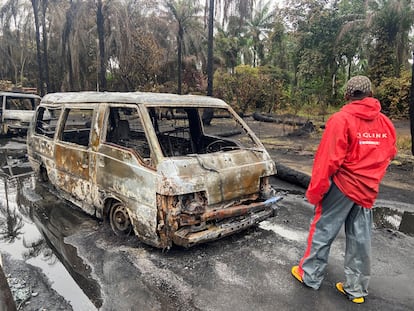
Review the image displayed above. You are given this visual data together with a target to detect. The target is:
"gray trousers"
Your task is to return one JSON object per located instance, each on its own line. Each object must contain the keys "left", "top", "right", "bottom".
{"left": 299, "top": 182, "right": 372, "bottom": 298}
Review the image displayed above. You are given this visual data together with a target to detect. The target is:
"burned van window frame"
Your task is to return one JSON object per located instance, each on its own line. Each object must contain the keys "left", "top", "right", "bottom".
{"left": 35, "top": 106, "right": 62, "bottom": 138}
{"left": 148, "top": 107, "right": 194, "bottom": 157}
{"left": 147, "top": 106, "right": 258, "bottom": 157}
{"left": 200, "top": 108, "right": 257, "bottom": 147}
{"left": 59, "top": 108, "right": 93, "bottom": 147}
{"left": 105, "top": 105, "right": 151, "bottom": 159}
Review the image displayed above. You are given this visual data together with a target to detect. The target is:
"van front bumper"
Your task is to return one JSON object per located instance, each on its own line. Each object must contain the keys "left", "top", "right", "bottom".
{"left": 172, "top": 196, "right": 282, "bottom": 247}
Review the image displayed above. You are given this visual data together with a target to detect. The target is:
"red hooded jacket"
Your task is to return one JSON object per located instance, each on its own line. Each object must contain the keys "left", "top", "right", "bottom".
{"left": 306, "top": 97, "right": 397, "bottom": 208}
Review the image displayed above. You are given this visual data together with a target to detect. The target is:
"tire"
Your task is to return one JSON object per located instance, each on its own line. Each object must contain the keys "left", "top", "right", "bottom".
{"left": 109, "top": 202, "right": 133, "bottom": 236}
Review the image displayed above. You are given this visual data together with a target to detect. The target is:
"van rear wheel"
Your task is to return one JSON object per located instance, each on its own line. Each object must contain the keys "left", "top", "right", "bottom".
{"left": 109, "top": 202, "right": 132, "bottom": 236}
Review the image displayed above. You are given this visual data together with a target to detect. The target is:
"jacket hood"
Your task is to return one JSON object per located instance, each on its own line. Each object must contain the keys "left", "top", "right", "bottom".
{"left": 340, "top": 97, "right": 381, "bottom": 120}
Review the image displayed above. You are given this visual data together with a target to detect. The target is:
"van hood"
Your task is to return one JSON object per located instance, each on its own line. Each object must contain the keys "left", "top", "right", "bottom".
{"left": 3, "top": 110, "right": 35, "bottom": 122}
{"left": 156, "top": 150, "right": 276, "bottom": 204}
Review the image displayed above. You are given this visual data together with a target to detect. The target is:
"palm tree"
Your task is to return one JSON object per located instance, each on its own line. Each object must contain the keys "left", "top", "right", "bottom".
{"left": 31, "top": 0, "right": 51, "bottom": 95}
{"left": 368, "top": 0, "right": 413, "bottom": 82}
{"left": 41, "top": 0, "right": 69, "bottom": 92}
{"left": 60, "top": 0, "right": 95, "bottom": 91}
{"left": 96, "top": 0, "right": 106, "bottom": 91}
{"left": 31, "top": 0, "right": 44, "bottom": 95}
{"left": 205, "top": 0, "right": 255, "bottom": 95}
{"left": 41, "top": 0, "right": 50, "bottom": 93}
{"left": 207, "top": 0, "right": 214, "bottom": 96}
{"left": 337, "top": 0, "right": 414, "bottom": 83}
{"left": 209, "top": 0, "right": 255, "bottom": 28}
{"left": 246, "top": 0, "right": 275, "bottom": 67}
{"left": 104, "top": 1, "right": 164, "bottom": 91}
{"left": 203, "top": 0, "right": 255, "bottom": 124}
{"left": 164, "top": 0, "right": 204, "bottom": 94}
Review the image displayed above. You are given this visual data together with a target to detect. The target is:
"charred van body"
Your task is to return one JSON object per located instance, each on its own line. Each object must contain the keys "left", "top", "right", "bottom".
{"left": 27, "top": 92, "right": 280, "bottom": 248}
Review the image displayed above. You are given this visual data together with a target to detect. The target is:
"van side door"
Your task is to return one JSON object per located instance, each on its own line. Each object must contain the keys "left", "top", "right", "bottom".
{"left": 54, "top": 107, "right": 95, "bottom": 212}
{"left": 96, "top": 105, "right": 159, "bottom": 244}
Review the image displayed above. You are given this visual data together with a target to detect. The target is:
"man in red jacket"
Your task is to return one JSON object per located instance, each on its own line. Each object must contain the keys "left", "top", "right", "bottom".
{"left": 291, "top": 75, "right": 397, "bottom": 303}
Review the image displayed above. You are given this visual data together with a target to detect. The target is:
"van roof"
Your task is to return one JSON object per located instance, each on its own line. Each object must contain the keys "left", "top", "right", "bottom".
{"left": 41, "top": 92, "right": 228, "bottom": 108}
{"left": 0, "top": 92, "right": 41, "bottom": 98}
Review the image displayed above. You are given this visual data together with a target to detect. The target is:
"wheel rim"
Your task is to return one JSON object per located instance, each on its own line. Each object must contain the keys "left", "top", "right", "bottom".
{"left": 110, "top": 203, "right": 132, "bottom": 236}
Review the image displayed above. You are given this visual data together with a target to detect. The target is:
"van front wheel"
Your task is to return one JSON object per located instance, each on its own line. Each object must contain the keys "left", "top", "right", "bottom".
{"left": 109, "top": 202, "right": 132, "bottom": 236}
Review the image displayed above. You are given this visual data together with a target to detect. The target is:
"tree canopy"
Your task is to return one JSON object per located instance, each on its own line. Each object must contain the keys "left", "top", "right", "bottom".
{"left": 0, "top": 0, "right": 413, "bottom": 119}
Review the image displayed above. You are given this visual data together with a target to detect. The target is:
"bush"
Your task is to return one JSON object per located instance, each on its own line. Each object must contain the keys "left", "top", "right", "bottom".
{"left": 213, "top": 65, "right": 284, "bottom": 114}
{"left": 375, "top": 70, "right": 411, "bottom": 118}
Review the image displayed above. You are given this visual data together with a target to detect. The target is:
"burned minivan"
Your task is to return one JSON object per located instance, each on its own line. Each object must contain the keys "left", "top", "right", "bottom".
{"left": 0, "top": 92, "right": 41, "bottom": 135}
{"left": 27, "top": 92, "right": 280, "bottom": 248}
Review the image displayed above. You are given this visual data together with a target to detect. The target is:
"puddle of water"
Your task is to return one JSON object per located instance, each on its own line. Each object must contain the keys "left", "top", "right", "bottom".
{"left": 25, "top": 184, "right": 102, "bottom": 309}
{"left": 0, "top": 144, "right": 99, "bottom": 310}
{"left": 259, "top": 221, "right": 307, "bottom": 242}
{"left": 259, "top": 203, "right": 414, "bottom": 238}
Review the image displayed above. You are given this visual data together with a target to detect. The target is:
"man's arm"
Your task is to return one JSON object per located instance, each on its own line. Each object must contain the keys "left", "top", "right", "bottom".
{"left": 306, "top": 115, "right": 348, "bottom": 205}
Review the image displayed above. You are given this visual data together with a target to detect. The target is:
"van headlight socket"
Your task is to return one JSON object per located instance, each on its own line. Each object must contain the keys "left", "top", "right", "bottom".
{"left": 260, "top": 177, "right": 276, "bottom": 200}
{"left": 179, "top": 193, "right": 206, "bottom": 215}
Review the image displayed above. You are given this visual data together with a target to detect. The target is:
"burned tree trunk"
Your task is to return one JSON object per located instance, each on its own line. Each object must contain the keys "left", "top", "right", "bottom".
{"left": 275, "top": 163, "right": 310, "bottom": 189}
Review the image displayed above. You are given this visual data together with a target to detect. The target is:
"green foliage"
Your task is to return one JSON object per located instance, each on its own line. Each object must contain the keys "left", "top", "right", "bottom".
{"left": 213, "top": 69, "right": 236, "bottom": 104}
{"left": 0, "top": 0, "right": 412, "bottom": 129}
{"left": 109, "top": 30, "right": 164, "bottom": 91}
{"left": 215, "top": 28, "right": 240, "bottom": 70}
{"left": 375, "top": 70, "right": 411, "bottom": 118}
{"left": 213, "top": 65, "right": 284, "bottom": 114}
{"left": 367, "top": 0, "right": 414, "bottom": 84}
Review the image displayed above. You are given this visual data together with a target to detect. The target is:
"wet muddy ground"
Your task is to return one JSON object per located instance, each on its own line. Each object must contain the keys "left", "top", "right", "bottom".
{"left": 0, "top": 118, "right": 413, "bottom": 310}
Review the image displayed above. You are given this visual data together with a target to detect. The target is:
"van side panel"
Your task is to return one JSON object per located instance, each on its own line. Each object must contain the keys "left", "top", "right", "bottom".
{"left": 27, "top": 134, "right": 55, "bottom": 175}
{"left": 96, "top": 144, "right": 159, "bottom": 245}
{"left": 54, "top": 143, "right": 94, "bottom": 211}
{"left": 55, "top": 144, "right": 90, "bottom": 179}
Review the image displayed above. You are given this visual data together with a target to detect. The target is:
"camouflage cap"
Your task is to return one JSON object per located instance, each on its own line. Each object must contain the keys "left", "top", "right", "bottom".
{"left": 345, "top": 75, "right": 372, "bottom": 99}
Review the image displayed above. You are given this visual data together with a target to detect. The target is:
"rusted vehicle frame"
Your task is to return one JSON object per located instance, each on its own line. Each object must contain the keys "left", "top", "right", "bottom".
{"left": 27, "top": 92, "right": 280, "bottom": 249}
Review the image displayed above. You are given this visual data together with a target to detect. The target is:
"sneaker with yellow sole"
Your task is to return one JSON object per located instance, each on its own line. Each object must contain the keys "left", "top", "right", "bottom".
{"left": 335, "top": 282, "right": 365, "bottom": 304}
{"left": 291, "top": 265, "right": 303, "bottom": 283}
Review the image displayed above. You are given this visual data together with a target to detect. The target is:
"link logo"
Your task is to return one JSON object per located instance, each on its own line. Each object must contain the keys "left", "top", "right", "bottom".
{"left": 356, "top": 132, "right": 388, "bottom": 139}
{"left": 357, "top": 132, "right": 388, "bottom": 145}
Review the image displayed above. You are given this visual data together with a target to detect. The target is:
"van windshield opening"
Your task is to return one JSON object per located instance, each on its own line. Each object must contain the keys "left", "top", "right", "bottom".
{"left": 147, "top": 107, "right": 258, "bottom": 157}
{"left": 6, "top": 96, "right": 39, "bottom": 110}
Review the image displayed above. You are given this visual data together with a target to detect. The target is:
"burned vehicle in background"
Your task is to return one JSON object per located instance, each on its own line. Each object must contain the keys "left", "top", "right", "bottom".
{"left": 0, "top": 92, "right": 41, "bottom": 135}
{"left": 26, "top": 92, "right": 280, "bottom": 248}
